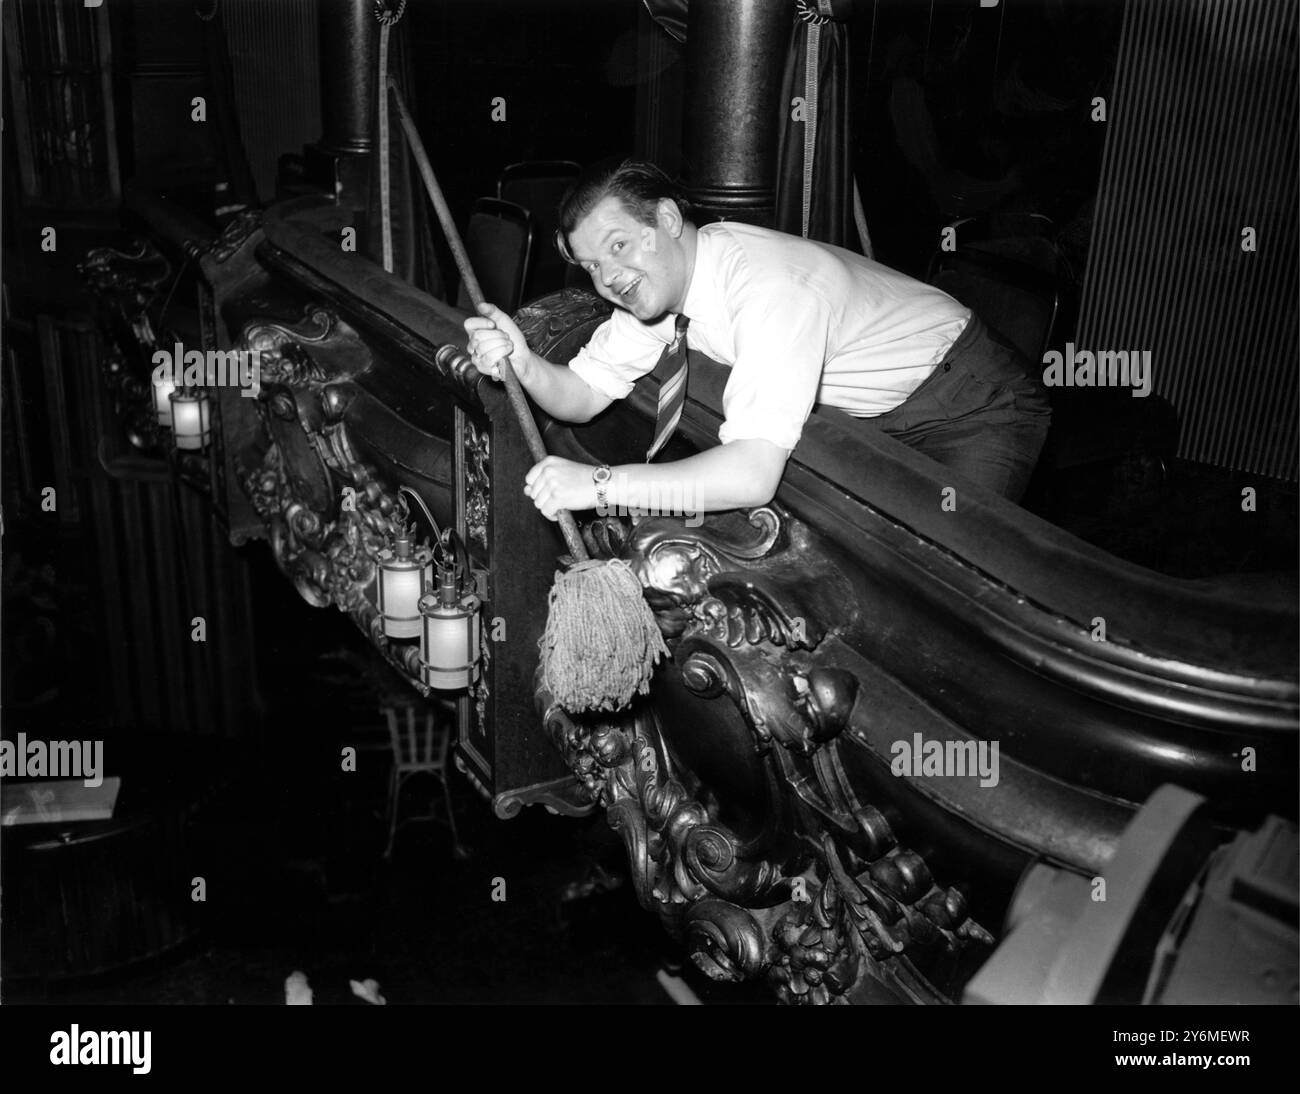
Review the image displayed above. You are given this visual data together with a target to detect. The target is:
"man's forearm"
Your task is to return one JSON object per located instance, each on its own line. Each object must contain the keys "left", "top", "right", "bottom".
{"left": 514, "top": 351, "right": 607, "bottom": 422}
{"left": 602, "top": 440, "right": 790, "bottom": 515}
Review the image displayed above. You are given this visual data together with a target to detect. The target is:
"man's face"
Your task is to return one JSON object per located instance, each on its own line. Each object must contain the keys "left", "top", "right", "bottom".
{"left": 567, "top": 195, "right": 687, "bottom": 321}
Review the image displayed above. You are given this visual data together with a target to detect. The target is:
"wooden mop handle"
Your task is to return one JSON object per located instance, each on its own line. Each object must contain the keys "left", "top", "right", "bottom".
{"left": 387, "top": 79, "right": 589, "bottom": 563}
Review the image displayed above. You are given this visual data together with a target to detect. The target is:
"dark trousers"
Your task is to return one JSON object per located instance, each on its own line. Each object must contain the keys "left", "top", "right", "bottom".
{"left": 868, "top": 314, "right": 1051, "bottom": 502}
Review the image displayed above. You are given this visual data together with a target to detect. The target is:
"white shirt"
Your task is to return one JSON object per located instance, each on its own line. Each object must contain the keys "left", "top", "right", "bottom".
{"left": 566, "top": 222, "right": 971, "bottom": 450}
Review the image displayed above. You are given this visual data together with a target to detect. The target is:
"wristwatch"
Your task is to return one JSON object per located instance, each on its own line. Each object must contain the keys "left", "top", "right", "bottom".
{"left": 593, "top": 464, "right": 612, "bottom": 510}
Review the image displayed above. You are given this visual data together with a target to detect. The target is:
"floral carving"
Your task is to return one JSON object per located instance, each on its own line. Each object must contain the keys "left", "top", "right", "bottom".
{"left": 541, "top": 697, "right": 793, "bottom": 933}
{"left": 237, "top": 306, "right": 437, "bottom": 693}
{"left": 542, "top": 672, "right": 992, "bottom": 1002}
{"left": 538, "top": 495, "right": 996, "bottom": 1002}
{"left": 770, "top": 879, "right": 860, "bottom": 1004}
{"left": 463, "top": 418, "right": 490, "bottom": 552}
{"left": 242, "top": 437, "right": 429, "bottom": 687}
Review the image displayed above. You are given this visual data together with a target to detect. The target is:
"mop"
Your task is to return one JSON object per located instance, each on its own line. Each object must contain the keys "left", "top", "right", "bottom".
{"left": 387, "top": 80, "right": 669, "bottom": 712}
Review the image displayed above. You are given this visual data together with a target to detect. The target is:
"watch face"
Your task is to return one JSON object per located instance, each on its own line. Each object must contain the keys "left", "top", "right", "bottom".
{"left": 593, "top": 465, "right": 612, "bottom": 483}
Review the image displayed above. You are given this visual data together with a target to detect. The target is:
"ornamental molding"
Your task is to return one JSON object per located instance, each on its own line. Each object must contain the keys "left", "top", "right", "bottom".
{"left": 236, "top": 304, "right": 430, "bottom": 691}
{"left": 463, "top": 417, "right": 490, "bottom": 553}
{"left": 190, "top": 208, "right": 265, "bottom": 266}
{"left": 538, "top": 502, "right": 994, "bottom": 1002}
{"left": 244, "top": 305, "right": 372, "bottom": 391}
{"left": 513, "top": 288, "right": 613, "bottom": 348}
{"left": 80, "top": 238, "right": 172, "bottom": 318}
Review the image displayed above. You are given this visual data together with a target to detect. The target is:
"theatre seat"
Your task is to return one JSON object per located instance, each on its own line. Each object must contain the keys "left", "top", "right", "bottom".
{"left": 498, "top": 160, "right": 581, "bottom": 300}
{"left": 456, "top": 197, "right": 533, "bottom": 315}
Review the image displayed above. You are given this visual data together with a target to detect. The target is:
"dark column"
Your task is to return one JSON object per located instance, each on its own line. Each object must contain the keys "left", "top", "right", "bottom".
{"left": 681, "top": 0, "right": 791, "bottom": 226}
{"left": 317, "top": 0, "right": 376, "bottom": 156}
{"left": 303, "top": 0, "right": 376, "bottom": 208}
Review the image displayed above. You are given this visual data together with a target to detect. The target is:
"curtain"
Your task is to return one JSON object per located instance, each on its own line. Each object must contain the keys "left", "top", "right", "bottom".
{"left": 364, "top": 13, "right": 445, "bottom": 297}
{"left": 774, "top": 1, "right": 854, "bottom": 246}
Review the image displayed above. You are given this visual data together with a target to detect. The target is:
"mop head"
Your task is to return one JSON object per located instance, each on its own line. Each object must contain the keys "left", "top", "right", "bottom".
{"left": 540, "top": 558, "right": 670, "bottom": 712}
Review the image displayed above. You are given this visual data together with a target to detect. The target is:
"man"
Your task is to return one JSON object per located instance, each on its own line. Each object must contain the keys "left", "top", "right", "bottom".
{"left": 464, "top": 160, "right": 1049, "bottom": 522}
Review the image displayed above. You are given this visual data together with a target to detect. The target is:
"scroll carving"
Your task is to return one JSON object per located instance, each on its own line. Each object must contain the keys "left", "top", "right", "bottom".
{"left": 237, "top": 305, "right": 431, "bottom": 692}
{"left": 79, "top": 238, "right": 174, "bottom": 454}
{"left": 541, "top": 696, "right": 794, "bottom": 942}
{"left": 189, "top": 209, "right": 265, "bottom": 265}
{"left": 536, "top": 498, "right": 994, "bottom": 1002}
{"left": 244, "top": 306, "right": 371, "bottom": 388}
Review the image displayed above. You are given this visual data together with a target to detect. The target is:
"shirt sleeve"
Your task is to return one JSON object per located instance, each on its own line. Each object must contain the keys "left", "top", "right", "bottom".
{"left": 566, "top": 309, "right": 675, "bottom": 401}
{"left": 717, "top": 285, "right": 831, "bottom": 451}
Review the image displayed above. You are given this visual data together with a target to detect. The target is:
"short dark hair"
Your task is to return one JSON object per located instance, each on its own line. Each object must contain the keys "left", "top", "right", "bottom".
{"left": 555, "top": 160, "right": 693, "bottom": 264}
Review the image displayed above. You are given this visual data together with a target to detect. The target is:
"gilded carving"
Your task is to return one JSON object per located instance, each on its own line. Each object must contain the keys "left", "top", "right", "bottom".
{"left": 770, "top": 877, "right": 860, "bottom": 1004}
{"left": 243, "top": 306, "right": 370, "bottom": 388}
{"left": 79, "top": 238, "right": 171, "bottom": 318}
{"left": 463, "top": 418, "right": 490, "bottom": 552}
{"left": 237, "top": 306, "right": 433, "bottom": 694}
{"left": 242, "top": 437, "right": 428, "bottom": 688}
{"left": 685, "top": 899, "right": 769, "bottom": 983}
{"left": 190, "top": 208, "right": 265, "bottom": 265}
{"left": 98, "top": 344, "right": 169, "bottom": 453}
{"left": 535, "top": 498, "right": 994, "bottom": 1002}
{"left": 626, "top": 507, "right": 783, "bottom": 599}
{"left": 470, "top": 617, "right": 492, "bottom": 756}
{"left": 513, "top": 288, "right": 613, "bottom": 347}
{"left": 79, "top": 238, "right": 176, "bottom": 453}
{"left": 540, "top": 699, "right": 791, "bottom": 920}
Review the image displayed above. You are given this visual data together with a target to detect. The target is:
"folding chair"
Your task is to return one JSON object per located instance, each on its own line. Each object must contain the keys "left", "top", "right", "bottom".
{"left": 382, "top": 700, "right": 467, "bottom": 860}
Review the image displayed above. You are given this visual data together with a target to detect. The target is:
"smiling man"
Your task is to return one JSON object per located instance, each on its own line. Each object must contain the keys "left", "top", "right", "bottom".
{"left": 463, "top": 160, "right": 1050, "bottom": 523}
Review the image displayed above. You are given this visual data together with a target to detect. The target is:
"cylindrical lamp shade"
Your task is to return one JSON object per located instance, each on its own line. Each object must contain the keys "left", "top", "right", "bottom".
{"left": 153, "top": 373, "right": 177, "bottom": 426}
{"left": 169, "top": 390, "right": 211, "bottom": 450}
{"left": 377, "top": 554, "right": 433, "bottom": 639}
{"left": 418, "top": 593, "right": 481, "bottom": 690}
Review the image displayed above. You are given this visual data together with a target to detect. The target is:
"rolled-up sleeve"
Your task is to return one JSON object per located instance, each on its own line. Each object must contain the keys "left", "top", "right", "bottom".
{"left": 717, "top": 286, "right": 830, "bottom": 451}
{"left": 567, "top": 309, "right": 673, "bottom": 401}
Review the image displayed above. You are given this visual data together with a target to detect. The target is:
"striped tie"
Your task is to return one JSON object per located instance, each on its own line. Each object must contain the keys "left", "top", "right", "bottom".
{"left": 646, "top": 313, "right": 690, "bottom": 461}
